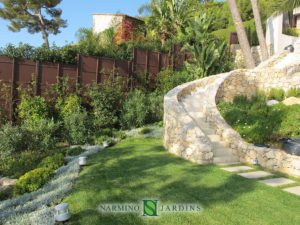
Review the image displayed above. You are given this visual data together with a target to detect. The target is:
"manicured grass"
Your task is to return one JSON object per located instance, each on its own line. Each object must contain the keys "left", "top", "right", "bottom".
{"left": 64, "top": 138, "right": 300, "bottom": 225}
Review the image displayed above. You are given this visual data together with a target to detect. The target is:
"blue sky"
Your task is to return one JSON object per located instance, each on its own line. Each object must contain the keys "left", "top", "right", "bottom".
{"left": 0, "top": 0, "right": 149, "bottom": 47}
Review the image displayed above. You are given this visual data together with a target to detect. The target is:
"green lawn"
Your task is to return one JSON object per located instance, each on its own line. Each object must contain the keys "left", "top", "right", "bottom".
{"left": 64, "top": 138, "right": 300, "bottom": 225}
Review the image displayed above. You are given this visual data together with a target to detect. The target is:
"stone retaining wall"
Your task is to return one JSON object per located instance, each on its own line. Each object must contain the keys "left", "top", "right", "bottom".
{"left": 211, "top": 65, "right": 300, "bottom": 177}
{"left": 164, "top": 76, "right": 218, "bottom": 164}
{"left": 217, "top": 54, "right": 300, "bottom": 102}
{"left": 164, "top": 52, "right": 300, "bottom": 177}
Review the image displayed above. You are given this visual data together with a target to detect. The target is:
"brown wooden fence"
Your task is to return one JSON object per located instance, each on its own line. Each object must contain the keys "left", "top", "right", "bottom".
{"left": 0, "top": 45, "right": 187, "bottom": 120}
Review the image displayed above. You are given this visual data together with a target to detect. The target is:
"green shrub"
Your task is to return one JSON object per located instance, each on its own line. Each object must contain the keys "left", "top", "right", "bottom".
{"left": 18, "top": 96, "right": 49, "bottom": 122}
{"left": 66, "top": 147, "right": 84, "bottom": 156}
{"left": 0, "top": 186, "right": 13, "bottom": 201}
{"left": 147, "top": 91, "right": 164, "bottom": 123}
{"left": 38, "top": 153, "right": 64, "bottom": 170}
{"left": 23, "top": 119, "right": 59, "bottom": 152}
{"left": 112, "top": 130, "right": 127, "bottom": 140}
{"left": 268, "top": 88, "right": 285, "bottom": 101}
{"left": 121, "top": 90, "right": 148, "bottom": 129}
{"left": 88, "top": 79, "right": 123, "bottom": 129}
{"left": 58, "top": 94, "right": 90, "bottom": 145}
{"left": 14, "top": 167, "right": 54, "bottom": 196}
{"left": 94, "top": 135, "right": 109, "bottom": 146}
{"left": 94, "top": 136, "right": 115, "bottom": 147}
{"left": 276, "top": 104, "right": 300, "bottom": 137}
{"left": 0, "top": 150, "right": 45, "bottom": 178}
{"left": 59, "top": 95, "right": 82, "bottom": 118}
{"left": 156, "top": 69, "right": 194, "bottom": 94}
{"left": 63, "top": 111, "right": 89, "bottom": 145}
{"left": 217, "top": 94, "right": 300, "bottom": 145}
{"left": 286, "top": 88, "right": 300, "bottom": 98}
{"left": 283, "top": 27, "right": 299, "bottom": 37}
{"left": 139, "top": 127, "right": 152, "bottom": 134}
{"left": 0, "top": 123, "right": 26, "bottom": 158}
{"left": 0, "top": 107, "right": 7, "bottom": 125}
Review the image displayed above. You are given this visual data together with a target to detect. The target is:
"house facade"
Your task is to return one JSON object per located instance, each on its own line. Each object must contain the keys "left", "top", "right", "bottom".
{"left": 266, "top": 8, "right": 300, "bottom": 54}
{"left": 92, "top": 13, "right": 144, "bottom": 44}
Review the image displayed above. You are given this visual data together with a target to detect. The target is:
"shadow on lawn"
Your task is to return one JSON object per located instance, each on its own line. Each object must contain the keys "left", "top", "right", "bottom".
{"left": 67, "top": 139, "right": 256, "bottom": 225}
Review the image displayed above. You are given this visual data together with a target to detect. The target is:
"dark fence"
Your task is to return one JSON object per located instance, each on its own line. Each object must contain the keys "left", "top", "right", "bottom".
{"left": 0, "top": 45, "right": 187, "bottom": 120}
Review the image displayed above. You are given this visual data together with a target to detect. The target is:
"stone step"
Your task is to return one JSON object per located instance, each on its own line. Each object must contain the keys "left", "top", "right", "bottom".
{"left": 222, "top": 166, "right": 253, "bottom": 173}
{"left": 207, "top": 134, "right": 221, "bottom": 142}
{"left": 212, "top": 141, "right": 229, "bottom": 150}
{"left": 217, "top": 162, "right": 241, "bottom": 166}
{"left": 213, "top": 147, "right": 234, "bottom": 157}
{"left": 213, "top": 155, "right": 240, "bottom": 164}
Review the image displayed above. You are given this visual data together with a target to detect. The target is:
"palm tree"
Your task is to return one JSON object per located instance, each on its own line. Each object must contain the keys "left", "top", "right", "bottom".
{"left": 274, "top": 0, "right": 300, "bottom": 13}
{"left": 250, "top": 0, "right": 269, "bottom": 61}
{"left": 227, "top": 0, "right": 256, "bottom": 69}
{"left": 139, "top": 0, "right": 195, "bottom": 45}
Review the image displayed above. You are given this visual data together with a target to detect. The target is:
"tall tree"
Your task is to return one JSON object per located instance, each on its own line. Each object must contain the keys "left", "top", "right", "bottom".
{"left": 0, "top": 0, "right": 67, "bottom": 48}
{"left": 139, "top": 0, "right": 195, "bottom": 45}
{"left": 274, "top": 0, "right": 300, "bottom": 13}
{"left": 250, "top": 0, "right": 269, "bottom": 61}
{"left": 227, "top": 0, "right": 256, "bottom": 69}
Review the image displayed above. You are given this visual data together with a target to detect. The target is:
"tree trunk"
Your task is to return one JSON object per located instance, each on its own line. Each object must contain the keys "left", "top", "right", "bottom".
{"left": 250, "top": 0, "right": 269, "bottom": 61}
{"left": 37, "top": 11, "right": 50, "bottom": 48}
{"left": 41, "top": 29, "right": 50, "bottom": 48}
{"left": 227, "top": 0, "right": 256, "bottom": 69}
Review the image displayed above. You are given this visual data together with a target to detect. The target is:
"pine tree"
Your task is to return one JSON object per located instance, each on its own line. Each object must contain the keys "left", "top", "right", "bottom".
{"left": 0, "top": 0, "right": 67, "bottom": 48}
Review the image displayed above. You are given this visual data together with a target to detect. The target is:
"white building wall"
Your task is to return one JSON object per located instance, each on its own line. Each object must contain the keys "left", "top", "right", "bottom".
{"left": 266, "top": 13, "right": 299, "bottom": 55}
{"left": 93, "top": 15, "right": 123, "bottom": 33}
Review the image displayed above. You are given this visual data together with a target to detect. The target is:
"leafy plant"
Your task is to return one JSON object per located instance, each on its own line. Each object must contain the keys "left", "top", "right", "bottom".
{"left": 140, "top": 0, "right": 196, "bottom": 45}
{"left": 0, "top": 150, "right": 46, "bottom": 178}
{"left": 88, "top": 79, "right": 123, "bottom": 129}
{"left": 218, "top": 93, "right": 300, "bottom": 145}
{"left": 63, "top": 111, "right": 89, "bottom": 145}
{"left": 66, "top": 147, "right": 84, "bottom": 156}
{"left": 147, "top": 91, "right": 164, "bottom": 123}
{"left": 14, "top": 167, "right": 54, "bottom": 196}
{"left": 38, "top": 153, "right": 64, "bottom": 171}
{"left": 23, "top": 119, "right": 59, "bottom": 152}
{"left": 121, "top": 89, "right": 149, "bottom": 129}
{"left": 0, "top": 123, "right": 26, "bottom": 158}
{"left": 181, "top": 14, "right": 232, "bottom": 78}
{"left": 286, "top": 88, "right": 300, "bottom": 98}
{"left": 268, "top": 88, "right": 285, "bottom": 101}
{"left": 156, "top": 68, "right": 194, "bottom": 94}
{"left": 18, "top": 95, "right": 49, "bottom": 122}
{"left": 59, "top": 94, "right": 90, "bottom": 145}
{"left": 139, "top": 127, "right": 152, "bottom": 134}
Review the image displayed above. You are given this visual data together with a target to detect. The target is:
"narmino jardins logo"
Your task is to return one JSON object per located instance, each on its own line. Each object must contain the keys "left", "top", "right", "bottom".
{"left": 143, "top": 200, "right": 158, "bottom": 216}
{"left": 98, "top": 199, "right": 202, "bottom": 217}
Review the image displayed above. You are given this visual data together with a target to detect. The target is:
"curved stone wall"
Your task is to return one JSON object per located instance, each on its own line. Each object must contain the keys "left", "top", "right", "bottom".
{"left": 164, "top": 76, "right": 219, "bottom": 164}
{"left": 164, "top": 52, "right": 300, "bottom": 177}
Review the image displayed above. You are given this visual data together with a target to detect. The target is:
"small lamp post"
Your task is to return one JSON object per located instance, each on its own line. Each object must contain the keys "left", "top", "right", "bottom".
{"left": 79, "top": 156, "right": 87, "bottom": 166}
{"left": 252, "top": 158, "right": 259, "bottom": 165}
{"left": 55, "top": 203, "right": 71, "bottom": 222}
{"left": 103, "top": 141, "right": 109, "bottom": 148}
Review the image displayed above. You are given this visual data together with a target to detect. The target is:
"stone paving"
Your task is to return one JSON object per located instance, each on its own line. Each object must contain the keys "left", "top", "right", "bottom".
{"left": 222, "top": 166, "right": 253, "bottom": 173}
{"left": 283, "top": 186, "right": 300, "bottom": 196}
{"left": 259, "top": 178, "right": 296, "bottom": 187}
{"left": 221, "top": 164, "right": 300, "bottom": 196}
{"left": 238, "top": 171, "right": 273, "bottom": 179}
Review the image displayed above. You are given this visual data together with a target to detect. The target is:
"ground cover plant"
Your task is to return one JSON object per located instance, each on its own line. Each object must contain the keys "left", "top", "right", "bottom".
{"left": 64, "top": 138, "right": 300, "bottom": 225}
{"left": 218, "top": 91, "right": 300, "bottom": 145}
